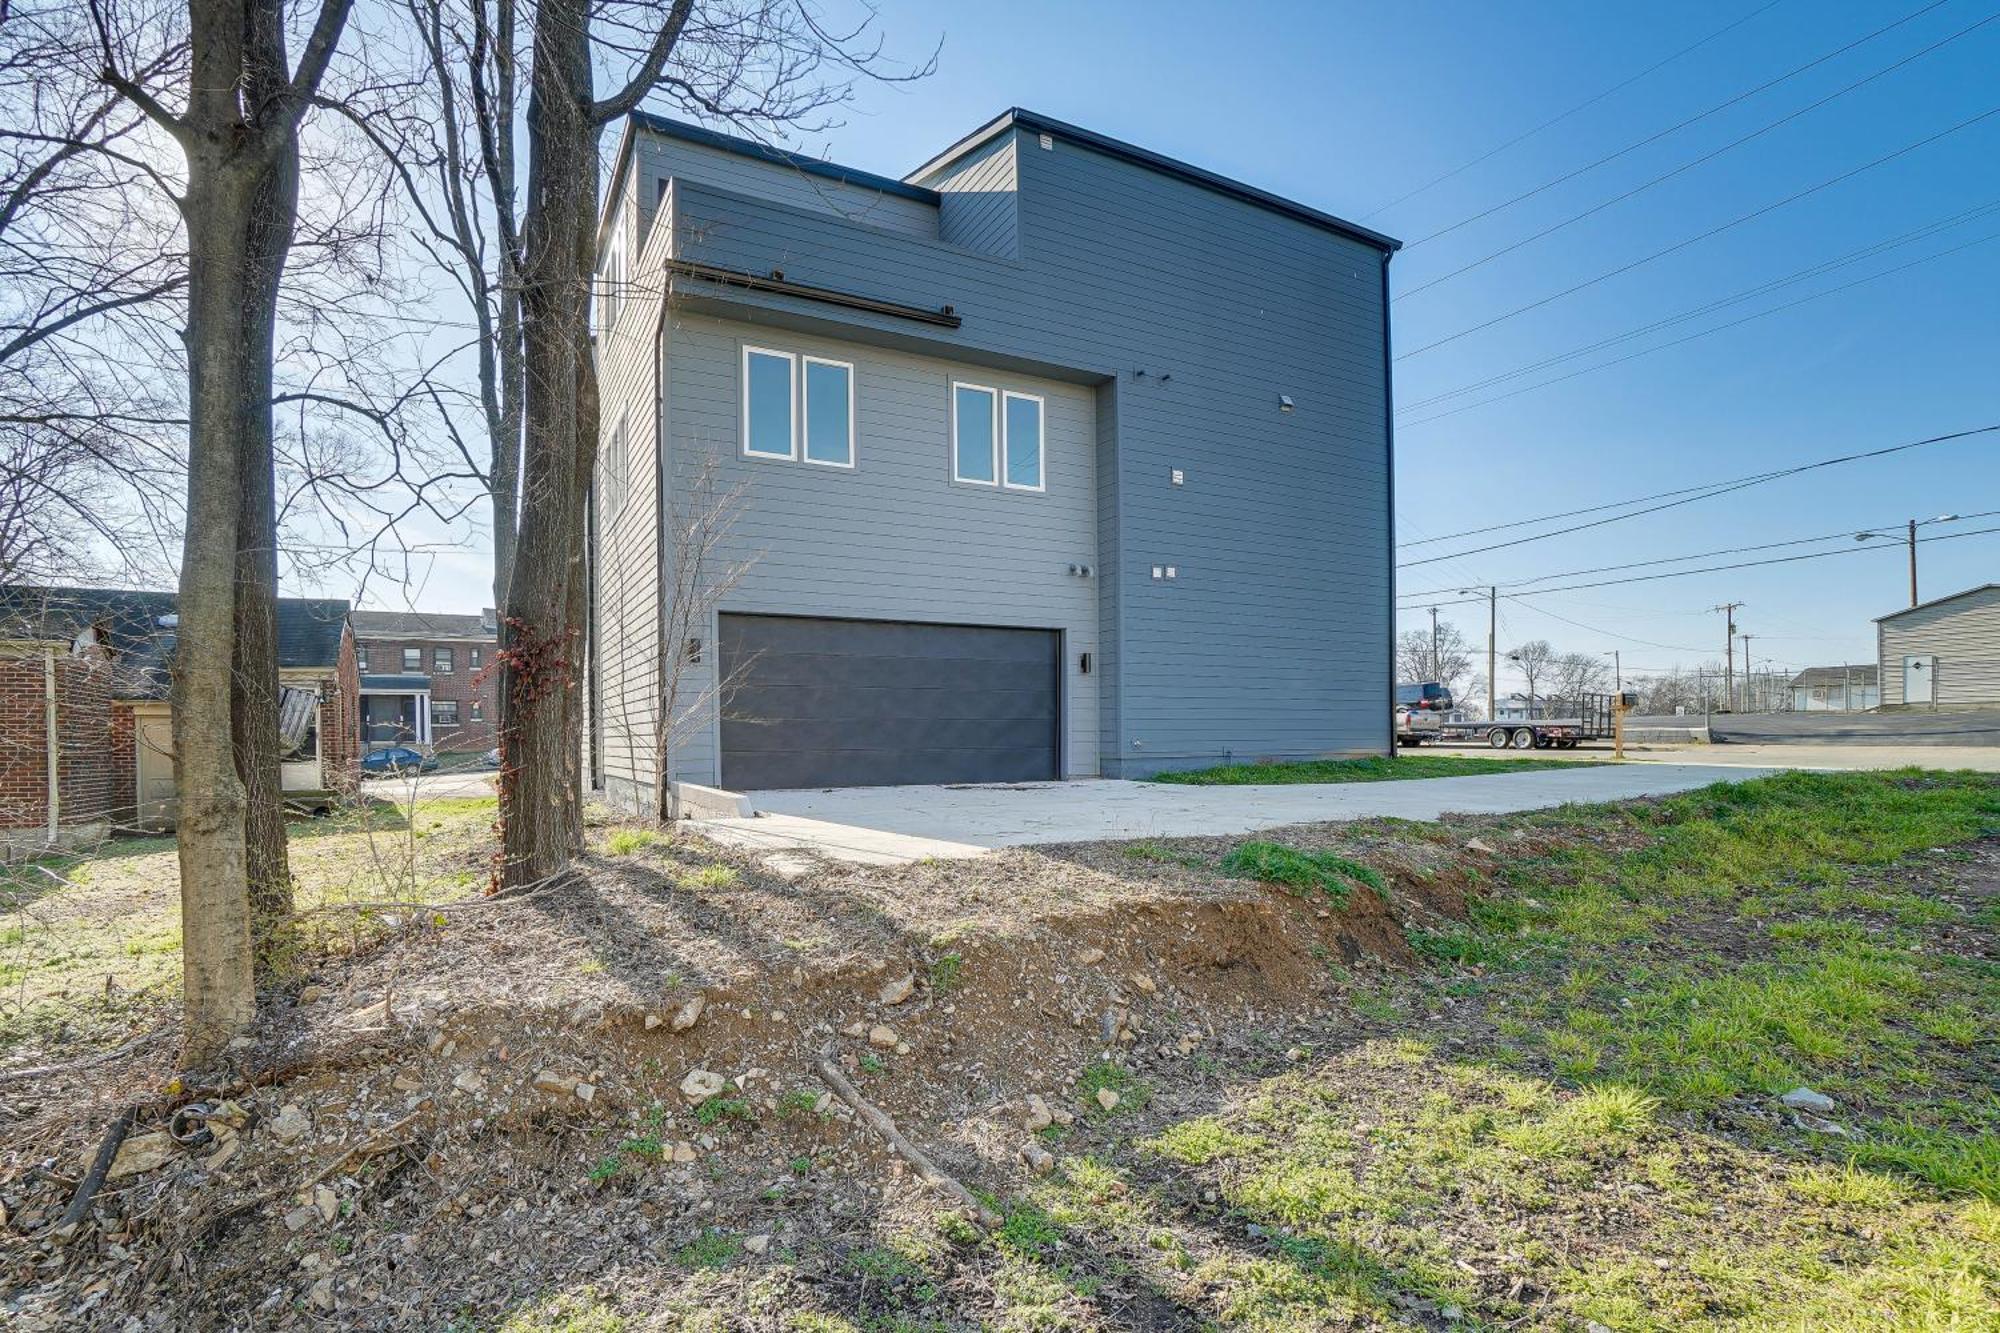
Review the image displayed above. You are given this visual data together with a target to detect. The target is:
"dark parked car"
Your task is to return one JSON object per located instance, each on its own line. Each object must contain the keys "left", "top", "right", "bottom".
{"left": 361, "top": 745, "right": 438, "bottom": 776}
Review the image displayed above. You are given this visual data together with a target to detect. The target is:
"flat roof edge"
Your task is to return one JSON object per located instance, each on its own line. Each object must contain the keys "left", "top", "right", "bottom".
{"left": 907, "top": 108, "right": 1401, "bottom": 254}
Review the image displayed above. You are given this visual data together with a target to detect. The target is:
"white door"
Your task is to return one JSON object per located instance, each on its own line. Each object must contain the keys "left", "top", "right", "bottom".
{"left": 1902, "top": 655, "right": 1935, "bottom": 705}
{"left": 133, "top": 705, "right": 178, "bottom": 829}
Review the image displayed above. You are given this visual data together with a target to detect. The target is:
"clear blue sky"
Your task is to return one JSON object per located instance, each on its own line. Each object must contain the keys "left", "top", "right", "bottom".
{"left": 401, "top": 2, "right": 2000, "bottom": 691}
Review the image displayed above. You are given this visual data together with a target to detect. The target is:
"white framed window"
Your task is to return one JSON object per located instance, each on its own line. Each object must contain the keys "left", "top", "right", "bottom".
{"left": 802, "top": 356, "right": 854, "bottom": 467}
{"left": 953, "top": 382, "right": 1045, "bottom": 491}
{"left": 951, "top": 382, "right": 998, "bottom": 484}
{"left": 433, "top": 647, "right": 454, "bottom": 673}
{"left": 402, "top": 647, "right": 422, "bottom": 672}
{"left": 1002, "top": 391, "right": 1044, "bottom": 491}
{"left": 596, "top": 229, "right": 625, "bottom": 336}
{"left": 742, "top": 345, "right": 797, "bottom": 460}
{"left": 601, "top": 412, "right": 629, "bottom": 518}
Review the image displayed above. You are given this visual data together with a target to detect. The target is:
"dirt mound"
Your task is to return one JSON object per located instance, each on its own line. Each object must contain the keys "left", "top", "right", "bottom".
{"left": 0, "top": 819, "right": 1486, "bottom": 1329}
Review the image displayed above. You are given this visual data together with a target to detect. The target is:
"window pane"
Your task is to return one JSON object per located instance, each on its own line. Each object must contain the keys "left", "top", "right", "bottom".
{"left": 403, "top": 648, "right": 421, "bottom": 671}
{"left": 804, "top": 360, "right": 851, "bottom": 464}
{"left": 1005, "top": 395, "right": 1042, "bottom": 489}
{"left": 954, "top": 385, "right": 995, "bottom": 482}
{"left": 434, "top": 648, "right": 453, "bottom": 672}
{"left": 745, "top": 351, "right": 793, "bottom": 457}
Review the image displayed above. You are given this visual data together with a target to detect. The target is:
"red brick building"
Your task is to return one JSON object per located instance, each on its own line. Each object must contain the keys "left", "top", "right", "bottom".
{"left": 350, "top": 609, "right": 500, "bottom": 755}
{"left": 0, "top": 586, "right": 358, "bottom": 855}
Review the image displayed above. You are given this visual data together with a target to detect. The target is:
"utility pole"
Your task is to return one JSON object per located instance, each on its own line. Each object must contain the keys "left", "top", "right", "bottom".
{"left": 1739, "top": 634, "right": 1755, "bottom": 711}
{"left": 1428, "top": 606, "right": 1441, "bottom": 682}
{"left": 1907, "top": 518, "right": 1918, "bottom": 608}
{"left": 1712, "top": 602, "right": 1742, "bottom": 712}
{"left": 1605, "top": 650, "right": 1622, "bottom": 692}
{"left": 1460, "top": 586, "right": 1496, "bottom": 721}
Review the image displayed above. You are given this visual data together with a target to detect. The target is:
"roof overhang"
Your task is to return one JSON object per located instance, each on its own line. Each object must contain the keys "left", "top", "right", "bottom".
{"left": 906, "top": 108, "right": 1402, "bottom": 255}
{"left": 1874, "top": 582, "right": 2000, "bottom": 622}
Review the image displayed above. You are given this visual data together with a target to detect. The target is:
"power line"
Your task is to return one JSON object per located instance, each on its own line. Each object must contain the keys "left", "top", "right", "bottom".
{"left": 1400, "top": 0, "right": 1951, "bottom": 249}
{"left": 1398, "top": 199, "right": 2000, "bottom": 414}
{"left": 1357, "top": 0, "right": 1791, "bottom": 222}
{"left": 1397, "top": 4, "right": 1996, "bottom": 290}
{"left": 1398, "top": 227, "right": 2000, "bottom": 428}
{"left": 1402, "top": 509, "right": 2000, "bottom": 597}
{"left": 1398, "top": 520, "right": 2000, "bottom": 608}
{"left": 1397, "top": 424, "right": 1989, "bottom": 550}
{"left": 1399, "top": 425, "right": 1999, "bottom": 568}
{"left": 1396, "top": 101, "right": 2000, "bottom": 361}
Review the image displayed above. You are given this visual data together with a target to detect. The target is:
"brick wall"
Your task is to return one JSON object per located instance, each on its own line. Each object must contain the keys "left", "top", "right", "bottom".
{"left": 108, "top": 704, "right": 136, "bottom": 826}
{"left": 354, "top": 633, "right": 499, "bottom": 752}
{"left": 0, "top": 653, "right": 50, "bottom": 831}
{"left": 55, "top": 649, "right": 115, "bottom": 824}
{"left": 324, "top": 628, "right": 360, "bottom": 791}
{"left": 0, "top": 646, "right": 120, "bottom": 842}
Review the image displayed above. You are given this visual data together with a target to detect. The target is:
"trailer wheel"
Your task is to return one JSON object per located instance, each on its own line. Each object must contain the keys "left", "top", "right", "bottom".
{"left": 1510, "top": 727, "right": 1536, "bottom": 750}
{"left": 1488, "top": 728, "right": 1509, "bottom": 750}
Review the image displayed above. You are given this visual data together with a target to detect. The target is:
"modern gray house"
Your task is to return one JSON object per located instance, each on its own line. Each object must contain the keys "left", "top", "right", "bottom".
{"left": 587, "top": 108, "right": 1398, "bottom": 804}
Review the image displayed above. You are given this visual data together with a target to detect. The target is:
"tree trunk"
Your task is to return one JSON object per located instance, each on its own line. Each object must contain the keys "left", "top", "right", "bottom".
{"left": 498, "top": 0, "right": 595, "bottom": 888}
{"left": 175, "top": 150, "right": 258, "bottom": 1066}
{"left": 234, "top": 4, "right": 305, "bottom": 947}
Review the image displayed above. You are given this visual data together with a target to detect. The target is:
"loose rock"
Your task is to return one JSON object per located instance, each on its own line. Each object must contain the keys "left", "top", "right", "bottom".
{"left": 1779, "top": 1087, "right": 1836, "bottom": 1114}
{"left": 1020, "top": 1143, "right": 1056, "bottom": 1176}
{"left": 867, "top": 1025, "right": 898, "bottom": 1049}
{"left": 1022, "top": 1095, "right": 1053, "bottom": 1132}
{"left": 680, "top": 1069, "right": 727, "bottom": 1103}
{"left": 670, "top": 995, "right": 707, "bottom": 1032}
{"left": 878, "top": 974, "right": 915, "bottom": 1006}
{"left": 1095, "top": 1088, "right": 1120, "bottom": 1112}
{"left": 268, "top": 1104, "right": 311, "bottom": 1144}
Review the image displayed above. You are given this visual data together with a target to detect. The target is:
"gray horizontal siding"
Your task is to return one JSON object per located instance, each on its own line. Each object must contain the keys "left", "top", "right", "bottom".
{"left": 921, "top": 131, "right": 1019, "bottom": 258}
{"left": 632, "top": 120, "right": 1389, "bottom": 776}
{"left": 663, "top": 313, "right": 1098, "bottom": 784}
{"left": 635, "top": 134, "right": 937, "bottom": 247}
{"left": 1878, "top": 587, "right": 2000, "bottom": 706}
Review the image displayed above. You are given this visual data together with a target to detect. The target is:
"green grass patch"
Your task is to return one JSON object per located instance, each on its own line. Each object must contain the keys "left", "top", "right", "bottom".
{"left": 1221, "top": 841, "right": 1383, "bottom": 908}
{"left": 1154, "top": 753, "right": 1591, "bottom": 785}
{"left": 603, "top": 828, "right": 661, "bottom": 855}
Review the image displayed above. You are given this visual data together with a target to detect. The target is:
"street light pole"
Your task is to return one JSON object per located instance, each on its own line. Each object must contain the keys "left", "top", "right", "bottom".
{"left": 1459, "top": 585, "right": 1496, "bottom": 721}
{"left": 1428, "top": 605, "right": 1440, "bottom": 682}
{"left": 1856, "top": 515, "right": 1957, "bottom": 608}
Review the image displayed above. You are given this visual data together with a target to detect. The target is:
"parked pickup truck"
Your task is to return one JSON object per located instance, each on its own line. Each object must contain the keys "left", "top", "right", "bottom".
{"left": 1394, "top": 681, "right": 1453, "bottom": 746}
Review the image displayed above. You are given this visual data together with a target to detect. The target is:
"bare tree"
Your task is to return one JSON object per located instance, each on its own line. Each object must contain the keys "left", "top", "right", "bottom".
{"left": 1395, "top": 621, "right": 1473, "bottom": 700}
{"left": 92, "top": 0, "right": 355, "bottom": 1065}
{"left": 1547, "top": 650, "right": 1611, "bottom": 715}
{"left": 0, "top": 3, "right": 187, "bottom": 582}
{"left": 1507, "top": 638, "right": 1557, "bottom": 717}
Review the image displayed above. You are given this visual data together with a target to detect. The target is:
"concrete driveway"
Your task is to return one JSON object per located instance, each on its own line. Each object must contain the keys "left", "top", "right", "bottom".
{"left": 690, "top": 763, "right": 1781, "bottom": 865}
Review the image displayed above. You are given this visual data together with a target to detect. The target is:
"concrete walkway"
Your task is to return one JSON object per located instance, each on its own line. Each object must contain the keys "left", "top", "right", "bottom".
{"left": 689, "top": 763, "right": 1781, "bottom": 866}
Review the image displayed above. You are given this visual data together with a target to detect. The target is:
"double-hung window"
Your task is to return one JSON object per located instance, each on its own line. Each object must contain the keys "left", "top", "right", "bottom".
{"left": 402, "top": 647, "right": 422, "bottom": 672}
{"left": 600, "top": 413, "right": 629, "bottom": 519}
{"left": 433, "top": 647, "right": 454, "bottom": 673}
{"left": 952, "top": 382, "right": 1044, "bottom": 491}
{"left": 742, "top": 345, "right": 853, "bottom": 468}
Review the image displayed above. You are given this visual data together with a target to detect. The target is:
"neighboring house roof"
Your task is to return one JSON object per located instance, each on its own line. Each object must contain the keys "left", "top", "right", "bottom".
{"left": 908, "top": 108, "right": 1402, "bottom": 254}
{"left": 0, "top": 584, "right": 350, "bottom": 699}
{"left": 1874, "top": 583, "right": 2000, "bottom": 622}
{"left": 1789, "top": 665, "right": 1879, "bottom": 689}
{"left": 609, "top": 107, "right": 1401, "bottom": 259}
{"left": 351, "top": 608, "right": 497, "bottom": 639}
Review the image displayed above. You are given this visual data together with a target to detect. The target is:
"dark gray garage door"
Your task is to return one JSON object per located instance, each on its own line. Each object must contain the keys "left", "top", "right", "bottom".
{"left": 718, "top": 614, "right": 1060, "bottom": 790}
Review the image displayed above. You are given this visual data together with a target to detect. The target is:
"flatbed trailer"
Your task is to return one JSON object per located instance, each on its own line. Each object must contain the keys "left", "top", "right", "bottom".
{"left": 1434, "top": 693, "right": 1617, "bottom": 750}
